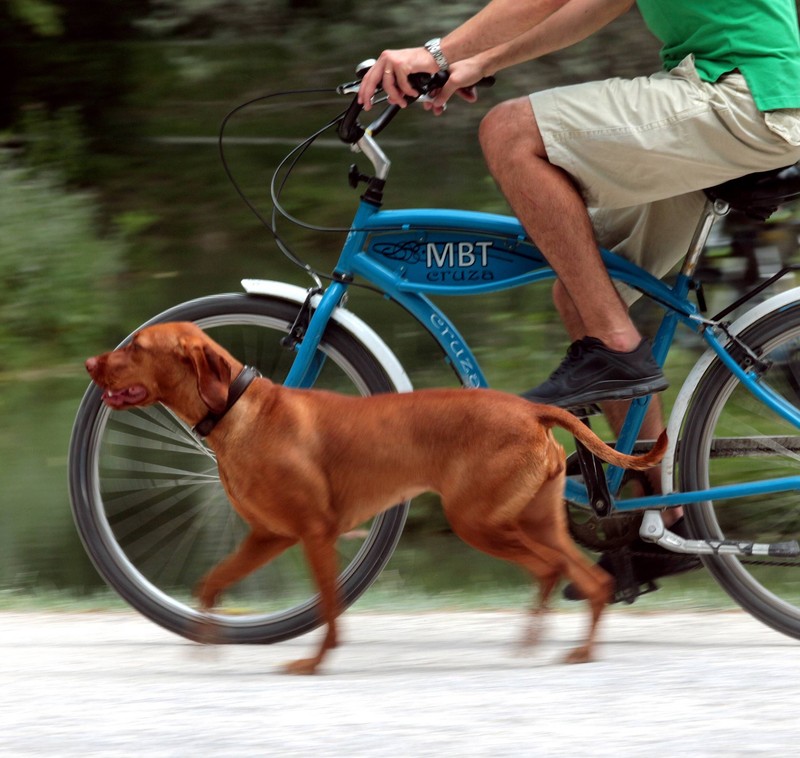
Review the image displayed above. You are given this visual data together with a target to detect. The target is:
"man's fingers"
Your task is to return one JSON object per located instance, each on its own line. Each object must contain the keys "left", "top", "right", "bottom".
{"left": 456, "top": 85, "right": 479, "bottom": 103}
{"left": 359, "top": 47, "right": 443, "bottom": 108}
{"left": 431, "top": 82, "right": 458, "bottom": 111}
{"left": 381, "top": 69, "right": 410, "bottom": 107}
{"left": 358, "top": 66, "right": 381, "bottom": 109}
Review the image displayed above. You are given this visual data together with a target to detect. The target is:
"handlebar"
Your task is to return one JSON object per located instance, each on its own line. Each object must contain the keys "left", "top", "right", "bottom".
{"left": 336, "top": 66, "right": 494, "bottom": 145}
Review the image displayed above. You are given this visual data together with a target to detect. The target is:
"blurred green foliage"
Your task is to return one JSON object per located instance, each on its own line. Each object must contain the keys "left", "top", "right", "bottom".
{"left": 17, "top": 104, "right": 88, "bottom": 183}
{"left": 7, "top": 0, "right": 63, "bottom": 36}
{"left": 0, "top": 158, "right": 124, "bottom": 372}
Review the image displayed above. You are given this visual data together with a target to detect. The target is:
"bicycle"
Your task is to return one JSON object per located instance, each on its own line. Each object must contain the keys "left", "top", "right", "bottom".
{"left": 69, "top": 64, "right": 800, "bottom": 645}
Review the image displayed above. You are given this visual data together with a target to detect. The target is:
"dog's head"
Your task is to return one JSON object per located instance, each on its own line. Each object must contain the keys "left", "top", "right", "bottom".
{"left": 85, "top": 322, "right": 240, "bottom": 421}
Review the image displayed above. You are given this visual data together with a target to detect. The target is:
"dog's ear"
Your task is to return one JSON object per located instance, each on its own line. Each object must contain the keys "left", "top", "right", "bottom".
{"left": 181, "top": 338, "right": 232, "bottom": 414}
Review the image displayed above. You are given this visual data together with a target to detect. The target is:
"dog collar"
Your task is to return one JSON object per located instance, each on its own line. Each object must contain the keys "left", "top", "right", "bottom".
{"left": 193, "top": 365, "right": 261, "bottom": 438}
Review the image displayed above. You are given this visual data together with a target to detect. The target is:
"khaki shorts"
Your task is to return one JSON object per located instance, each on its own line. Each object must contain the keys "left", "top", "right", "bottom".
{"left": 529, "top": 56, "right": 800, "bottom": 302}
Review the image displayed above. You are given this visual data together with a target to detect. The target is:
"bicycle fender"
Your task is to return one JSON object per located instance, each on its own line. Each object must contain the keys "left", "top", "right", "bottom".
{"left": 241, "top": 279, "right": 413, "bottom": 393}
{"left": 662, "top": 284, "right": 800, "bottom": 494}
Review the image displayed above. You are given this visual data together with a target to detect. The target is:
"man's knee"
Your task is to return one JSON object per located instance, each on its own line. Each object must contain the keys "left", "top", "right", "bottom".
{"left": 479, "top": 98, "right": 544, "bottom": 167}
{"left": 478, "top": 101, "right": 513, "bottom": 156}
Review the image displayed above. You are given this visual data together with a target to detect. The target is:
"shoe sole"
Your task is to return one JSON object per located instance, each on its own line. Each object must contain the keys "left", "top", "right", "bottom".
{"left": 526, "top": 375, "right": 669, "bottom": 409}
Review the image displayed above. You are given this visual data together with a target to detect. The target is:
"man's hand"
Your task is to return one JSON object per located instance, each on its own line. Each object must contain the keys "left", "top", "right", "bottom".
{"left": 424, "top": 57, "right": 487, "bottom": 116}
{"left": 358, "top": 47, "right": 439, "bottom": 111}
{"left": 358, "top": 49, "right": 487, "bottom": 117}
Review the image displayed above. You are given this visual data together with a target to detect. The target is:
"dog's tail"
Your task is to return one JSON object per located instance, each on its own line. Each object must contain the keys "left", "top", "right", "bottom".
{"left": 535, "top": 405, "right": 667, "bottom": 470}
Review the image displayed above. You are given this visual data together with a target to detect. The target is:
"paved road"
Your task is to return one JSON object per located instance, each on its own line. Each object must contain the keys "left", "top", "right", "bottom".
{"left": 2, "top": 609, "right": 799, "bottom": 756}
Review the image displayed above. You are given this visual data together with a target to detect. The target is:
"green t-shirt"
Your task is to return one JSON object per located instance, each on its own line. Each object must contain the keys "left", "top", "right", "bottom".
{"left": 636, "top": 0, "right": 800, "bottom": 111}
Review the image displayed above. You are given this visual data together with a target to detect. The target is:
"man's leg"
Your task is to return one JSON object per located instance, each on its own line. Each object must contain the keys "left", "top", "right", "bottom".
{"left": 479, "top": 97, "right": 667, "bottom": 408}
{"left": 479, "top": 97, "right": 640, "bottom": 353}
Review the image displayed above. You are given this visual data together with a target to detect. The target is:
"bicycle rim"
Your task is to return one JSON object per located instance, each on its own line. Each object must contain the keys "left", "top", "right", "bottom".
{"left": 680, "top": 302, "right": 800, "bottom": 638}
{"left": 69, "top": 294, "right": 408, "bottom": 643}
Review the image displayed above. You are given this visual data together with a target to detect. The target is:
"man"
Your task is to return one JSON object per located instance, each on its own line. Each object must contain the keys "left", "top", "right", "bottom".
{"left": 359, "top": 0, "right": 800, "bottom": 598}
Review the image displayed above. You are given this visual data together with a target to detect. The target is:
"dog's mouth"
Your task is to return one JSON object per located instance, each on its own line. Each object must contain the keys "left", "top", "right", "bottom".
{"left": 102, "top": 385, "right": 149, "bottom": 409}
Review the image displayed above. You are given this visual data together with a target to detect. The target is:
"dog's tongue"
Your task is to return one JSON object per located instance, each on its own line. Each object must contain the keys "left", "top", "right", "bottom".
{"left": 103, "top": 386, "right": 147, "bottom": 409}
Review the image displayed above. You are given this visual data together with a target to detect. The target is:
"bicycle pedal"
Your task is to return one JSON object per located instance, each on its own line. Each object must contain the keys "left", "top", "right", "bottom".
{"left": 612, "top": 580, "right": 659, "bottom": 605}
{"left": 605, "top": 548, "right": 661, "bottom": 605}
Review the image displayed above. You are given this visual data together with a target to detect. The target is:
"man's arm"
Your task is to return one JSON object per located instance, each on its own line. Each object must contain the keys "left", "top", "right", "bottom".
{"left": 448, "top": 0, "right": 635, "bottom": 74}
{"left": 359, "top": 0, "right": 634, "bottom": 110}
{"left": 428, "top": 0, "right": 634, "bottom": 111}
{"left": 440, "top": 0, "right": 572, "bottom": 62}
{"left": 359, "top": 0, "right": 570, "bottom": 108}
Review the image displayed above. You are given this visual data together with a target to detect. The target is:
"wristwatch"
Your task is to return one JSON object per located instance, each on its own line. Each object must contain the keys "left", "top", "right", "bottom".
{"left": 424, "top": 38, "right": 449, "bottom": 72}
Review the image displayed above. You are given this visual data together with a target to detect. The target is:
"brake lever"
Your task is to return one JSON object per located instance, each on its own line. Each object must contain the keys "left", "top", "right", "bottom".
{"left": 337, "top": 81, "right": 362, "bottom": 96}
{"left": 337, "top": 58, "right": 378, "bottom": 95}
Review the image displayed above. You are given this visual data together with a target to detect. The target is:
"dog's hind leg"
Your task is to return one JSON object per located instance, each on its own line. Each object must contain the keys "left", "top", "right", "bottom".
{"left": 445, "top": 508, "right": 564, "bottom": 652}
{"left": 517, "top": 473, "right": 612, "bottom": 664}
{"left": 519, "top": 567, "right": 562, "bottom": 649}
{"left": 284, "top": 531, "right": 341, "bottom": 675}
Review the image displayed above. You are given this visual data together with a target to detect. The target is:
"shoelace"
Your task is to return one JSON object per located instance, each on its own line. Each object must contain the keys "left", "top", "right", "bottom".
{"left": 547, "top": 337, "right": 604, "bottom": 379}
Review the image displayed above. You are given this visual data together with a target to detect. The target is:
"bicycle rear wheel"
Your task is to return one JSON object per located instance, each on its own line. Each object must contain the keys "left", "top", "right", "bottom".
{"left": 679, "top": 302, "right": 800, "bottom": 639}
{"left": 68, "top": 293, "right": 409, "bottom": 643}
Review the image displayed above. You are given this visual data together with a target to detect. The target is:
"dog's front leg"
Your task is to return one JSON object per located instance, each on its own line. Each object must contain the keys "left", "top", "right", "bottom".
{"left": 284, "top": 532, "right": 340, "bottom": 675}
{"left": 195, "top": 531, "right": 296, "bottom": 611}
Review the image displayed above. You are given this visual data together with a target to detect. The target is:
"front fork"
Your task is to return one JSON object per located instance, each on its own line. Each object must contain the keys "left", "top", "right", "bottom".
{"left": 283, "top": 281, "right": 349, "bottom": 388}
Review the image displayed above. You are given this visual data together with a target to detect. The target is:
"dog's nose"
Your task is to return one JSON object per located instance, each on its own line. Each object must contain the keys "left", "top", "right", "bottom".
{"left": 85, "top": 357, "right": 98, "bottom": 375}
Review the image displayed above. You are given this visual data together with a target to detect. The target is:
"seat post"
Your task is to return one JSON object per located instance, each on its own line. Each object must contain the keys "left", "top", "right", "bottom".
{"left": 679, "top": 197, "right": 730, "bottom": 278}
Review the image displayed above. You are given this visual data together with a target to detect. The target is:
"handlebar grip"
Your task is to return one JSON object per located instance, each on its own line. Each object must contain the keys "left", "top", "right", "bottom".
{"left": 470, "top": 75, "right": 497, "bottom": 89}
{"left": 338, "top": 95, "right": 366, "bottom": 144}
{"left": 407, "top": 70, "right": 496, "bottom": 95}
{"left": 407, "top": 70, "right": 450, "bottom": 96}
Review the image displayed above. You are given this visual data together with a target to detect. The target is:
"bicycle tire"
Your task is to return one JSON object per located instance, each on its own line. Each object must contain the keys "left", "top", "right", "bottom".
{"left": 68, "top": 293, "right": 409, "bottom": 644}
{"left": 679, "top": 301, "right": 800, "bottom": 639}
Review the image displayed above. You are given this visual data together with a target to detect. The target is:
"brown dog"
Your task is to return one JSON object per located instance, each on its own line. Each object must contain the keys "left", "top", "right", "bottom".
{"left": 85, "top": 321, "right": 665, "bottom": 673}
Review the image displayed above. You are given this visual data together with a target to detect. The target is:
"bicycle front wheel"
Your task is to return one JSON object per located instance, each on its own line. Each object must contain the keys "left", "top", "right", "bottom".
{"left": 679, "top": 302, "right": 800, "bottom": 639}
{"left": 68, "top": 293, "right": 409, "bottom": 644}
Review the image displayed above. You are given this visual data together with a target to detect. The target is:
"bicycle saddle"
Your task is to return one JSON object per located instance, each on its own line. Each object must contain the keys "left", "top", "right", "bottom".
{"left": 704, "top": 162, "right": 800, "bottom": 221}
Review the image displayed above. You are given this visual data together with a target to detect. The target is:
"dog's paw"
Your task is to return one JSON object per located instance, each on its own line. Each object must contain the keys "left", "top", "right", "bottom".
{"left": 194, "top": 583, "right": 220, "bottom": 611}
{"left": 283, "top": 657, "right": 321, "bottom": 675}
{"left": 517, "top": 609, "right": 547, "bottom": 650}
{"left": 191, "top": 612, "right": 222, "bottom": 645}
{"left": 563, "top": 645, "right": 593, "bottom": 664}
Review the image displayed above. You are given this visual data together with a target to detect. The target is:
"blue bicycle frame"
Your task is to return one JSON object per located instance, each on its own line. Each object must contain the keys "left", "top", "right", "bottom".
{"left": 283, "top": 196, "right": 800, "bottom": 513}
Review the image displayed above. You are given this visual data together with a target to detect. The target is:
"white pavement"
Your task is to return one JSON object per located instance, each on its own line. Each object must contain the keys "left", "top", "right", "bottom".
{"left": 1, "top": 609, "right": 799, "bottom": 756}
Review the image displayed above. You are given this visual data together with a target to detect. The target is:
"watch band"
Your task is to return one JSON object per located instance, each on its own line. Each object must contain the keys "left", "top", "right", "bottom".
{"left": 424, "top": 38, "right": 449, "bottom": 72}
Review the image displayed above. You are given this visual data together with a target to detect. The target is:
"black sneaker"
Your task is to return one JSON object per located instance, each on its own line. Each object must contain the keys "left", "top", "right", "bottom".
{"left": 522, "top": 336, "right": 668, "bottom": 408}
{"left": 563, "top": 517, "right": 702, "bottom": 604}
